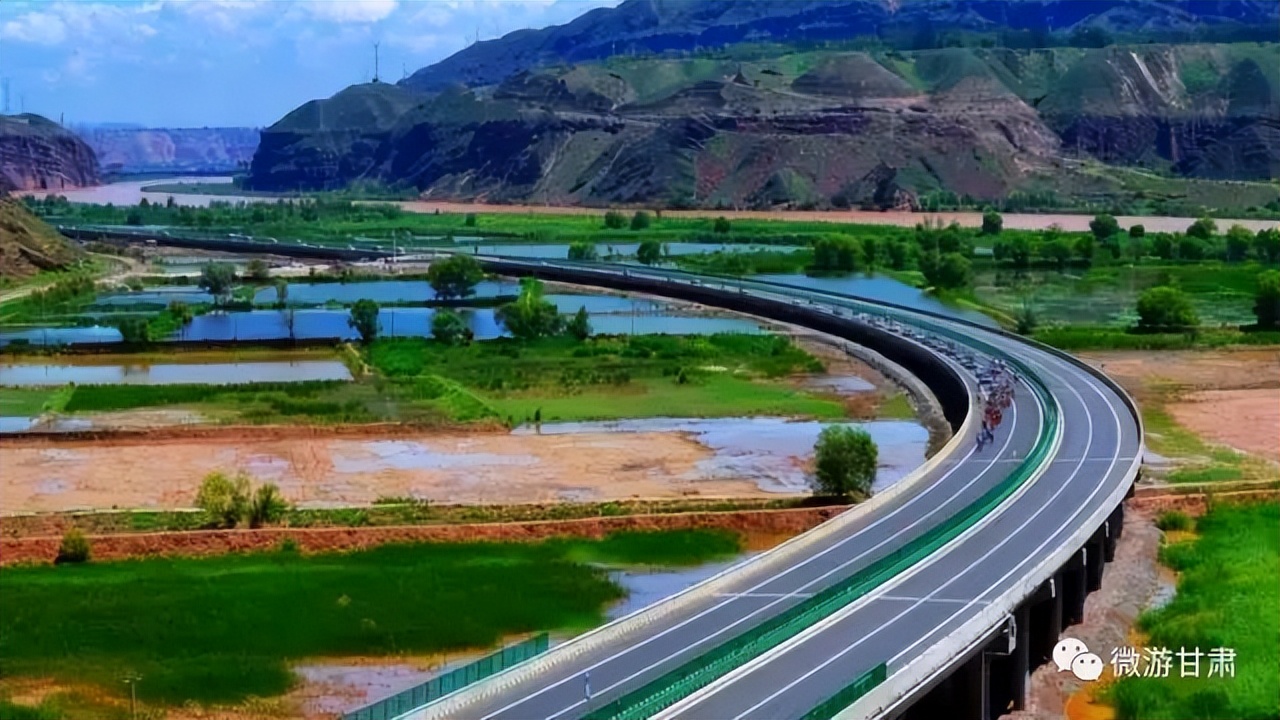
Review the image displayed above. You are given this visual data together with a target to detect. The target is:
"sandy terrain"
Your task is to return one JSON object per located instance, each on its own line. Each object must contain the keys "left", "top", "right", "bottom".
{"left": 1079, "top": 348, "right": 1280, "bottom": 462}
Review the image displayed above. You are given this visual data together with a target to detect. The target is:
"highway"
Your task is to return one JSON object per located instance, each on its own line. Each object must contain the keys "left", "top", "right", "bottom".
{"left": 403, "top": 262, "right": 1142, "bottom": 720}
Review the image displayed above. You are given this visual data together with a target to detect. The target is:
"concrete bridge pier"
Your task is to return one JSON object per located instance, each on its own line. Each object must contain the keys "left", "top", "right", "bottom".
{"left": 1085, "top": 532, "right": 1106, "bottom": 592}
{"left": 1026, "top": 577, "right": 1062, "bottom": 672}
{"left": 1103, "top": 504, "right": 1124, "bottom": 562}
{"left": 1060, "top": 548, "right": 1088, "bottom": 627}
{"left": 986, "top": 607, "right": 1030, "bottom": 719}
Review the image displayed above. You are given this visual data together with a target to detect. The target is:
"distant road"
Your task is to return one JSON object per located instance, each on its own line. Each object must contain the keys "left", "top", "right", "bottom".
{"left": 23, "top": 178, "right": 1280, "bottom": 234}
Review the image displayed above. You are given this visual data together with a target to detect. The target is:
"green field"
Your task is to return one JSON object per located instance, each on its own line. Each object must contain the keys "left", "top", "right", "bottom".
{"left": 1109, "top": 502, "right": 1280, "bottom": 720}
{"left": 0, "top": 530, "right": 741, "bottom": 707}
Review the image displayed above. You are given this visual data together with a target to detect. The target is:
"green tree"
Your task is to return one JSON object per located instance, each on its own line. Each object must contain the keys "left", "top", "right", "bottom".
{"left": 921, "top": 251, "right": 972, "bottom": 290}
{"left": 1075, "top": 234, "right": 1095, "bottom": 263}
{"left": 125, "top": 208, "right": 143, "bottom": 226}
{"left": 1089, "top": 214, "right": 1120, "bottom": 243}
{"left": 115, "top": 317, "right": 149, "bottom": 345}
{"left": 713, "top": 216, "right": 731, "bottom": 234}
{"left": 1178, "top": 235, "right": 1208, "bottom": 261}
{"left": 246, "top": 258, "right": 271, "bottom": 283}
{"left": 567, "top": 241, "right": 599, "bottom": 261}
{"left": 1151, "top": 233, "right": 1176, "bottom": 260}
{"left": 630, "top": 210, "right": 652, "bottom": 231}
{"left": 636, "top": 238, "right": 663, "bottom": 265}
{"left": 1253, "top": 270, "right": 1280, "bottom": 329}
{"left": 567, "top": 305, "right": 592, "bottom": 341}
{"left": 810, "top": 235, "right": 864, "bottom": 274}
{"left": 885, "top": 240, "right": 915, "bottom": 270}
{"left": 198, "top": 262, "right": 237, "bottom": 304}
{"left": 348, "top": 299, "right": 380, "bottom": 344}
{"left": 273, "top": 278, "right": 289, "bottom": 307}
{"left": 1128, "top": 224, "right": 1145, "bottom": 238}
{"left": 1186, "top": 217, "right": 1217, "bottom": 240}
{"left": 993, "top": 235, "right": 1032, "bottom": 268}
{"left": 1225, "top": 225, "right": 1253, "bottom": 262}
{"left": 1254, "top": 228, "right": 1280, "bottom": 263}
{"left": 1043, "top": 236, "right": 1074, "bottom": 269}
{"left": 1136, "top": 286, "right": 1199, "bottom": 332}
{"left": 496, "top": 277, "right": 564, "bottom": 340}
{"left": 464, "top": 213, "right": 477, "bottom": 227}
{"left": 195, "top": 471, "right": 251, "bottom": 529}
{"left": 431, "top": 309, "right": 471, "bottom": 345}
{"left": 427, "top": 254, "right": 485, "bottom": 300}
{"left": 812, "top": 425, "right": 878, "bottom": 500}
{"left": 603, "top": 211, "right": 627, "bottom": 229}
{"left": 981, "top": 210, "right": 1003, "bottom": 236}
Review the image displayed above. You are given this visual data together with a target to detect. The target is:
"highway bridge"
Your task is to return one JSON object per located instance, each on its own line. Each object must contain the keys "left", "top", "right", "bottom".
{"left": 62, "top": 227, "right": 1144, "bottom": 720}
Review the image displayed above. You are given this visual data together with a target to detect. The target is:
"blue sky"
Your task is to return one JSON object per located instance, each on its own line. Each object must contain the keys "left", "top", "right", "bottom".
{"left": 0, "top": 0, "right": 621, "bottom": 128}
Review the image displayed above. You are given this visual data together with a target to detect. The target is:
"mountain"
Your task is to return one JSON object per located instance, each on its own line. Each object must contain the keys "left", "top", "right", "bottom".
{"left": 0, "top": 114, "right": 101, "bottom": 193}
{"left": 400, "top": 0, "right": 1279, "bottom": 93}
{"left": 77, "top": 127, "right": 261, "bottom": 175}
{"left": 0, "top": 198, "right": 84, "bottom": 280}
{"left": 247, "top": 1, "right": 1279, "bottom": 208}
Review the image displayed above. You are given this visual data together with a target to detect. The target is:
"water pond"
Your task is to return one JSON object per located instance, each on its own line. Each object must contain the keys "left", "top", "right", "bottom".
{"left": 0, "top": 360, "right": 352, "bottom": 387}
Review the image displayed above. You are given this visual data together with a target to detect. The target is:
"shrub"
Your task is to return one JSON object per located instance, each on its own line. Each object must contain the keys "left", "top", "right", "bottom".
{"left": 713, "top": 216, "right": 731, "bottom": 234}
{"left": 1254, "top": 270, "right": 1280, "bottom": 329}
{"left": 567, "top": 241, "right": 598, "bottom": 262}
{"left": 431, "top": 309, "right": 471, "bottom": 345}
{"left": 348, "top": 298, "right": 380, "bottom": 344}
{"left": 567, "top": 306, "right": 592, "bottom": 341}
{"left": 195, "top": 471, "right": 251, "bottom": 529}
{"left": 981, "top": 210, "right": 1003, "bottom": 236}
{"left": 55, "top": 528, "right": 91, "bottom": 564}
{"left": 1156, "top": 510, "right": 1193, "bottom": 532}
{"left": 603, "top": 211, "right": 627, "bottom": 229}
{"left": 812, "top": 425, "right": 877, "bottom": 500}
{"left": 636, "top": 238, "right": 662, "bottom": 265}
{"left": 463, "top": 213, "right": 477, "bottom": 227}
{"left": 248, "top": 484, "right": 289, "bottom": 529}
{"left": 427, "top": 254, "right": 484, "bottom": 300}
{"left": 630, "top": 210, "right": 652, "bottom": 231}
{"left": 1136, "top": 285, "right": 1199, "bottom": 332}
{"left": 1186, "top": 216, "right": 1217, "bottom": 240}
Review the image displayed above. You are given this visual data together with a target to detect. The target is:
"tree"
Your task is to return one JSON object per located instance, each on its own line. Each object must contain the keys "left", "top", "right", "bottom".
{"left": 567, "top": 305, "right": 592, "bottom": 340}
{"left": 921, "top": 251, "right": 971, "bottom": 290}
{"left": 630, "top": 210, "right": 651, "bottom": 231}
{"left": 55, "top": 528, "right": 91, "bottom": 565}
{"left": 427, "top": 254, "right": 484, "bottom": 300}
{"left": 496, "top": 277, "right": 564, "bottom": 340}
{"left": 1186, "top": 217, "right": 1217, "bottom": 240}
{"left": 994, "top": 235, "right": 1032, "bottom": 268}
{"left": 1089, "top": 214, "right": 1120, "bottom": 243}
{"left": 1151, "top": 233, "right": 1176, "bottom": 260}
{"left": 274, "top": 278, "right": 289, "bottom": 306}
{"left": 567, "top": 241, "right": 599, "bottom": 261}
{"left": 1225, "top": 225, "right": 1253, "bottom": 262}
{"left": 981, "top": 210, "right": 1003, "bottom": 236}
{"left": 198, "top": 262, "right": 237, "bottom": 304}
{"left": 603, "top": 211, "right": 627, "bottom": 229}
{"left": 431, "top": 309, "right": 471, "bottom": 345}
{"left": 1128, "top": 224, "right": 1145, "bottom": 239}
{"left": 636, "top": 238, "right": 663, "bottom": 265}
{"left": 1075, "top": 234, "right": 1095, "bottom": 263}
{"left": 464, "top": 213, "right": 477, "bottom": 227}
{"left": 348, "top": 298, "right": 380, "bottom": 344}
{"left": 116, "top": 317, "right": 149, "bottom": 345}
{"left": 810, "top": 234, "right": 864, "bottom": 274}
{"left": 812, "top": 425, "right": 877, "bottom": 499}
{"left": 195, "top": 471, "right": 251, "bottom": 529}
{"left": 1043, "top": 236, "right": 1074, "bottom": 269}
{"left": 246, "top": 258, "right": 271, "bottom": 282}
{"left": 1254, "top": 228, "right": 1280, "bottom": 263}
{"left": 1254, "top": 269, "right": 1280, "bottom": 329}
{"left": 1178, "top": 235, "right": 1207, "bottom": 261}
{"left": 125, "top": 208, "right": 144, "bottom": 226}
{"left": 713, "top": 216, "right": 731, "bottom": 234}
{"left": 1136, "top": 286, "right": 1199, "bottom": 332}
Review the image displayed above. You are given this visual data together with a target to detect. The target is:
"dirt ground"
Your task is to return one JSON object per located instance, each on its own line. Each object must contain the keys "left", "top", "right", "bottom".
{"left": 1079, "top": 347, "right": 1280, "bottom": 462}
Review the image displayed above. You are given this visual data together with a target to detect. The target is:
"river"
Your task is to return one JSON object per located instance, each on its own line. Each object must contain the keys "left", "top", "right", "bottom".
{"left": 27, "top": 178, "right": 1280, "bottom": 234}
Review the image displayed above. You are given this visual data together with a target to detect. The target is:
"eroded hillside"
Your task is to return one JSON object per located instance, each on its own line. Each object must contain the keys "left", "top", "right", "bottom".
{"left": 0, "top": 114, "right": 101, "bottom": 193}
{"left": 0, "top": 199, "right": 84, "bottom": 281}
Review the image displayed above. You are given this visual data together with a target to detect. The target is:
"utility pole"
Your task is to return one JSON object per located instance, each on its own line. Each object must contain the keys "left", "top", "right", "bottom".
{"left": 373, "top": 42, "right": 380, "bottom": 83}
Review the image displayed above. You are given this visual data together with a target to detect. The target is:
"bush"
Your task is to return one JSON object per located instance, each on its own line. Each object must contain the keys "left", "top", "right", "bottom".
{"left": 195, "top": 471, "right": 251, "bottom": 529}
{"left": 603, "top": 211, "right": 627, "bottom": 229}
{"left": 812, "top": 425, "right": 877, "bottom": 500}
{"left": 463, "top": 213, "right": 477, "bottom": 227}
{"left": 248, "top": 484, "right": 289, "bottom": 529}
{"left": 630, "top": 210, "right": 652, "bottom": 231}
{"left": 1136, "top": 285, "right": 1199, "bottom": 332}
{"left": 713, "top": 216, "right": 731, "bottom": 234}
{"left": 348, "top": 298, "right": 380, "bottom": 344}
{"left": 1156, "top": 510, "right": 1193, "bottom": 532}
{"left": 567, "top": 241, "right": 598, "bottom": 262}
{"left": 55, "top": 528, "right": 91, "bottom": 564}
{"left": 427, "top": 254, "right": 484, "bottom": 300}
{"left": 431, "top": 309, "right": 472, "bottom": 345}
{"left": 981, "top": 210, "right": 1003, "bottom": 236}
{"left": 567, "top": 306, "right": 592, "bottom": 341}
{"left": 1186, "top": 216, "right": 1217, "bottom": 240}
{"left": 636, "top": 238, "right": 663, "bottom": 265}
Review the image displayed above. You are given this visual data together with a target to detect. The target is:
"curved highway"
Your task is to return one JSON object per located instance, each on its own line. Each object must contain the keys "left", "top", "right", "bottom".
{"left": 401, "top": 259, "right": 1143, "bottom": 720}
{"left": 56, "top": 228, "right": 1142, "bottom": 720}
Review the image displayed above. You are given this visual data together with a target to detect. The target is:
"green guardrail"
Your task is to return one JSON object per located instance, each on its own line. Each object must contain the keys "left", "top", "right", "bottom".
{"left": 800, "top": 662, "right": 889, "bottom": 720}
{"left": 343, "top": 633, "right": 550, "bottom": 720}
{"left": 583, "top": 368, "right": 1058, "bottom": 720}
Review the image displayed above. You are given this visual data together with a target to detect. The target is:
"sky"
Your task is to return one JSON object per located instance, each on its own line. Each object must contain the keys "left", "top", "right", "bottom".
{"left": 0, "top": 0, "right": 622, "bottom": 128}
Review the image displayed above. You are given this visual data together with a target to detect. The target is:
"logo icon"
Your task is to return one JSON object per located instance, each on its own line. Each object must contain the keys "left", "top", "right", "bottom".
{"left": 1053, "top": 637, "right": 1102, "bottom": 681}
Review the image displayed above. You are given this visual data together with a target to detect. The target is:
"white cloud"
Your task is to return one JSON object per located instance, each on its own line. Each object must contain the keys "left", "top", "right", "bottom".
{"left": 303, "top": 0, "right": 398, "bottom": 24}
{"left": 1, "top": 11, "right": 67, "bottom": 45}
{"left": 135, "top": 23, "right": 159, "bottom": 38}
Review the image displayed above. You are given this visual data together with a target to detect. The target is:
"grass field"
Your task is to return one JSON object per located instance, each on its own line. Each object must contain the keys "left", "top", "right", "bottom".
{"left": 0, "top": 530, "right": 742, "bottom": 707}
{"left": 0, "top": 388, "right": 57, "bottom": 415}
{"left": 1109, "top": 502, "right": 1279, "bottom": 720}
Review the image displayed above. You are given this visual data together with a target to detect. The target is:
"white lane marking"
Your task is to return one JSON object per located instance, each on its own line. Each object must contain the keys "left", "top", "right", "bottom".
{"left": 713, "top": 593, "right": 815, "bottom": 599}
{"left": 483, "top": 365, "right": 1025, "bottom": 720}
{"left": 531, "top": 395, "right": 1030, "bottom": 720}
{"left": 876, "top": 596, "right": 991, "bottom": 606}
{"left": 720, "top": 352, "right": 1120, "bottom": 720}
